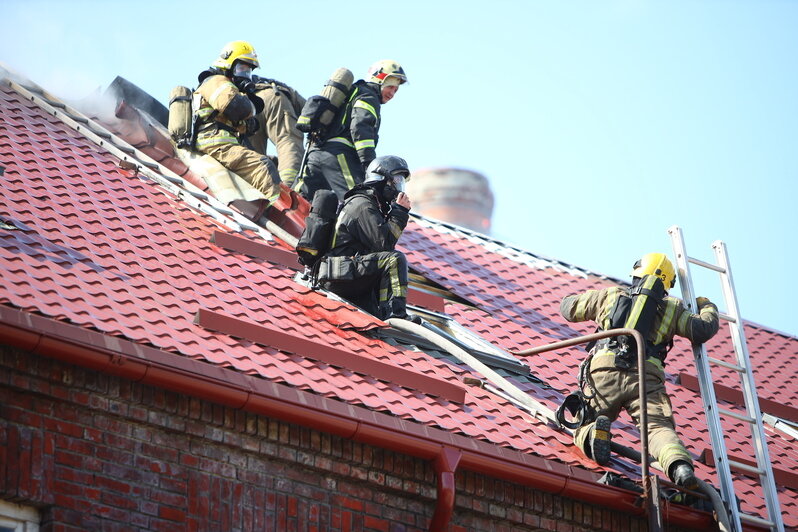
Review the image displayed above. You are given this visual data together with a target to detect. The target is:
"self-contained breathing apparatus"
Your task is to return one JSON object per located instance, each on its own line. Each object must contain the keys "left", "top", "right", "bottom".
{"left": 167, "top": 85, "right": 198, "bottom": 149}
{"left": 556, "top": 274, "right": 672, "bottom": 430}
{"left": 296, "top": 68, "right": 355, "bottom": 145}
{"left": 295, "top": 189, "right": 340, "bottom": 278}
{"left": 293, "top": 68, "right": 355, "bottom": 189}
{"left": 295, "top": 189, "right": 371, "bottom": 288}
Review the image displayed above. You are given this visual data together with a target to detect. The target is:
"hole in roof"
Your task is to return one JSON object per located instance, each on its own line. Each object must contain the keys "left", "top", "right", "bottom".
{"left": 408, "top": 269, "right": 476, "bottom": 308}
{"left": 0, "top": 217, "right": 19, "bottom": 231}
{"left": 374, "top": 304, "right": 544, "bottom": 380}
{"left": 296, "top": 269, "right": 551, "bottom": 387}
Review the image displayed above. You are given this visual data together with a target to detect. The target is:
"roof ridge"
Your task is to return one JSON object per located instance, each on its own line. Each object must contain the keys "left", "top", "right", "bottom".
{"left": 409, "top": 213, "right": 626, "bottom": 284}
{"left": 0, "top": 62, "right": 275, "bottom": 244}
{"left": 413, "top": 214, "right": 798, "bottom": 340}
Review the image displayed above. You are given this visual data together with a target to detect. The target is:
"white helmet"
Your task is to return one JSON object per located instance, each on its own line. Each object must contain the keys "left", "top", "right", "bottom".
{"left": 367, "top": 60, "right": 408, "bottom": 85}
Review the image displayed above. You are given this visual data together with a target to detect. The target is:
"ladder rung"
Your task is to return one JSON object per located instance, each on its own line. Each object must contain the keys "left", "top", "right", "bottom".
{"left": 739, "top": 512, "right": 775, "bottom": 528}
{"left": 718, "top": 407, "right": 755, "bottom": 424}
{"left": 708, "top": 356, "right": 746, "bottom": 372}
{"left": 728, "top": 458, "right": 764, "bottom": 476}
{"left": 187, "top": 190, "right": 209, "bottom": 201}
{"left": 92, "top": 129, "right": 113, "bottom": 140}
{"left": 239, "top": 221, "right": 261, "bottom": 232}
{"left": 67, "top": 113, "right": 89, "bottom": 124}
{"left": 718, "top": 312, "right": 737, "bottom": 323}
{"left": 162, "top": 174, "right": 184, "bottom": 184}
{"left": 687, "top": 256, "right": 726, "bottom": 273}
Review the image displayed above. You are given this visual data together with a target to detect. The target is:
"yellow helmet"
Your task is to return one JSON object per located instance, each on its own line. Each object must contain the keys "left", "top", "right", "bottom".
{"left": 367, "top": 59, "right": 407, "bottom": 85}
{"left": 632, "top": 252, "right": 676, "bottom": 288}
{"left": 212, "top": 41, "right": 260, "bottom": 71}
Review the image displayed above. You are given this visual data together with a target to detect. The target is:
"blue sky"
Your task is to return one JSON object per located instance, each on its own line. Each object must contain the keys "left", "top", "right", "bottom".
{"left": 2, "top": 0, "right": 797, "bottom": 338}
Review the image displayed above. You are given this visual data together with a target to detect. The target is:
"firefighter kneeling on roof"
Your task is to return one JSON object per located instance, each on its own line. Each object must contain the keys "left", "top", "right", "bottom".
{"left": 559, "top": 253, "right": 719, "bottom": 490}
{"left": 193, "top": 41, "right": 281, "bottom": 207}
{"left": 316, "top": 156, "right": 421, "bottom": 323}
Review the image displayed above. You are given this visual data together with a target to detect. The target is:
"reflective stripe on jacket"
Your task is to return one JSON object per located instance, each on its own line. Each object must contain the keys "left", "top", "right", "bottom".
{"left": 323, "top": 80, "right": 381, "bottom": 170}
{"left": 194, "top": 74, "right": 254, "bottom": 150}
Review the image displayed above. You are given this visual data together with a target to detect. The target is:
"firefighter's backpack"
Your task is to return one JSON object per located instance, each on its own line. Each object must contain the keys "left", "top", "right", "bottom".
{"left": 295, "top": 189, "right": 340, "bottom": 269}
{"left": 602, "top": 274, "right": 670, "bottom": 368}
{"left": 252, "top": 76, "right": 305, "bottom": 117}
{"left": 296, "top": 68, "right": 354, "bottom": 142}
{"left": 167, "top": 85, "right": 196, "bottom": 149}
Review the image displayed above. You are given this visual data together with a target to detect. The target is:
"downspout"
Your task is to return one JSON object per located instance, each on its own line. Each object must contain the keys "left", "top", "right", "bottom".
{"left": 0, "top": 307, "right": 732, "bottom": 531}
{"left": 429, "top": 446, "right": 461, "bottom": 532}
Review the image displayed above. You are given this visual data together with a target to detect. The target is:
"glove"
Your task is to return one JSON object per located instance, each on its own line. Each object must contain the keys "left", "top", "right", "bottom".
{"left": 244, "top": 117, "right": 260, "bottom": 136}
{"left": 696, "top": 296, "right": 712, "bottom": 309}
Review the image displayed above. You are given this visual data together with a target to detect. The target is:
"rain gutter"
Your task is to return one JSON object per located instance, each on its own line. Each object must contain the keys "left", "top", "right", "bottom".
{"left": 0, "top": 305, "right": 728, "bottom": 531}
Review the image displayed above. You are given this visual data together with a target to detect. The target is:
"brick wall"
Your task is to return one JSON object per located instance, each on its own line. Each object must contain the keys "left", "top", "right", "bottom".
{"left": 0, "top": 346, "right": 697, "bottom": 531}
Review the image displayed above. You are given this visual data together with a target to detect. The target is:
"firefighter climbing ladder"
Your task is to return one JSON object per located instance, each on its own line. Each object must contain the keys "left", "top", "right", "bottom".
{"left": 668, "top": 225, "right": 783, "bottom": 532}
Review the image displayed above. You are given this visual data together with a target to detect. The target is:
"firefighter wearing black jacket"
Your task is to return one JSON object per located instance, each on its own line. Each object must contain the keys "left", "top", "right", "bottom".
{"left": 301, "top": 60, "right": 407, "bottom": 201}
{"left": 316, "top": 156, "right": 419, "bottom": 322}
{"left": 560, "top": 253, "right": 719, "bottom": 490}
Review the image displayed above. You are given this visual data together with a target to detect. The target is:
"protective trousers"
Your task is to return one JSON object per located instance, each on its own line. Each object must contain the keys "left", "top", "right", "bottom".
{"left": 321, "top": 251, "right": 408, "bottom": 319}
{"left": 249, "top": 88, "right": 304, "bottom": 187}
{"left": 573, "top": 352, "right": 692, "bottom": 476}
{"left": 203, "top": 143, "right": 281, "bottom": 205}
{"left": 302, "top": 144, "right": 364, "bottom": 201}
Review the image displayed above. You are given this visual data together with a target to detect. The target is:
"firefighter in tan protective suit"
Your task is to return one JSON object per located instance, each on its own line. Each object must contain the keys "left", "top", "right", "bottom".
{"left": 246, "top": 76, "right": 306, "bottom": 188}
{"left": 560, "top": 253, "right": 719, "bottom": 490}
{"left": 194, "top": 41, "right": 281, "bottom": 206}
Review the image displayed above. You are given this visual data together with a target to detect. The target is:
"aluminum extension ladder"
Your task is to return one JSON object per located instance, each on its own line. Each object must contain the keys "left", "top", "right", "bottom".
{"left": 668, "top": 225, "right": 783, "bottom": 532}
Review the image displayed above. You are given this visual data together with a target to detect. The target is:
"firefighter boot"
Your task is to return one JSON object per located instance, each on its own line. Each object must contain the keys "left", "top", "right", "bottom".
{"left": 670, "top": 461, "right": 698, "bottom": 491}
{"left": 589, "top": 415, "right": 612, "bottom": 466}
{"left": 381, "top": 297, "right": 422, "bottom": 324}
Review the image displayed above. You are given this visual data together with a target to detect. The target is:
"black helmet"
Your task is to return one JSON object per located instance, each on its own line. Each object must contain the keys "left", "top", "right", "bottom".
{"left": 363, "top": 155, "right": 410, "bottom": 193}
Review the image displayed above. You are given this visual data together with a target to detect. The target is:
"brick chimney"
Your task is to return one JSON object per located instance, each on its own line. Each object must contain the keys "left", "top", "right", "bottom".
{"left": 407, "top": 168, "right": 494, "bottom": 234}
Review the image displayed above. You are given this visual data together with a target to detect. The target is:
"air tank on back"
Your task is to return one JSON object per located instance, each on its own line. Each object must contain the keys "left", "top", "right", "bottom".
{"left": 406, "top": 168, "right": 494, "bottom": 234}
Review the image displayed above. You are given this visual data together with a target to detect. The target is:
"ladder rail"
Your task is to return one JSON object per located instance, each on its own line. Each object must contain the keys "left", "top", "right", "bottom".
{"left": 669, "top": 225, "right": 743, "bottom": 530}
{"left": 713, "top": 241, "right": 784, "bottom": 531}
{"left": 669, "top": 225, "right": 784, "bottom": 532}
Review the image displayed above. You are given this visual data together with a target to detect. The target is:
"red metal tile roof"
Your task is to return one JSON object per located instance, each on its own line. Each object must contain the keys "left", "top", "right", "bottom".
{"left": 1, "top": 77, "right": 796, "bottom": 528}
